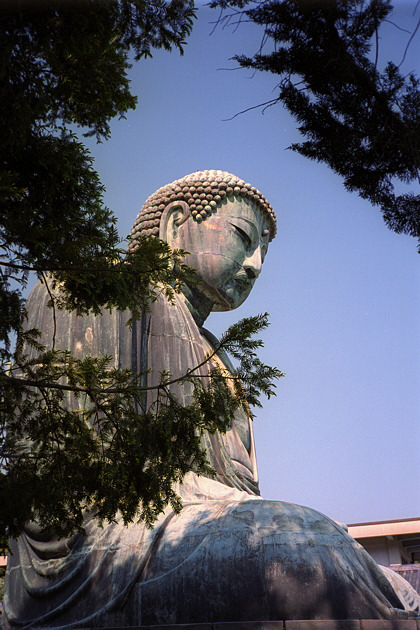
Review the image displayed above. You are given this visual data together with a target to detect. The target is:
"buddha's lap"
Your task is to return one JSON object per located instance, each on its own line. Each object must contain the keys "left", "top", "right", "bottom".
{"left": 5, "top": 498, "right": 411, "bottom": 626}
{"left": 123, "top": 498, "right": 405, "bottom": 622}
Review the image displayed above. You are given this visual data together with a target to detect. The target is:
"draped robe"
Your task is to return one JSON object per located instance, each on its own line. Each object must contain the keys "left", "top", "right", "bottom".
{"left": 4, "top": 282, "right": 419, "bottom": 627}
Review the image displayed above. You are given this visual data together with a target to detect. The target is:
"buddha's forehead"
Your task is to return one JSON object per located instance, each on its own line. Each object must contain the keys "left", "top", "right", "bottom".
{"left": 221, "top": 197, "right": 269, "bottom": 231}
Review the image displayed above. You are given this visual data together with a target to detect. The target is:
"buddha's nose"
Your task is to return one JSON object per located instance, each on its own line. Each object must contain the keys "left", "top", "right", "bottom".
{"left": 243, "top": 247, "right": 262, "bottom": 280}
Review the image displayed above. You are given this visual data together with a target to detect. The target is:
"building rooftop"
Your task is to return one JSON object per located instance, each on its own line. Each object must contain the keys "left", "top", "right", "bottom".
{"left": 348, "top": 517, "right": 420, "bottom": 567}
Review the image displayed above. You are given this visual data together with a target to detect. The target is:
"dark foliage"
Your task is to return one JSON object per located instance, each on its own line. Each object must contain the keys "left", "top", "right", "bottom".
{"left": 210, "top": 0, "right": 420, "bottom": 248}
{"left": 0, "top": 0, "right": 282, "bottom": 546}
{"left": 0, "top": 0, "right": 197, "bottom": 349}
{"left": 2, "top": 313, "right": 282, "bottom": 540}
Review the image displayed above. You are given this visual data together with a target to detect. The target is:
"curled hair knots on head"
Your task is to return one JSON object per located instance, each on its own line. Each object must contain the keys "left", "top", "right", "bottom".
{"left": 128, "top": 170, "right": 277, "bottom": 250}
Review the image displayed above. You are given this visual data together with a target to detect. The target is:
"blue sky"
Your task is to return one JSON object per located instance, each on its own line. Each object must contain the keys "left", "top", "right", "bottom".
{"left": 84, "top": 1, "right": 420, "bottom": 525}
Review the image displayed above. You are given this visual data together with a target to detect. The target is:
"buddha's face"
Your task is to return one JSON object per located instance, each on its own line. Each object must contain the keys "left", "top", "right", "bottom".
{"left": 166, "top": 198, "right": 270, "bottom": 311}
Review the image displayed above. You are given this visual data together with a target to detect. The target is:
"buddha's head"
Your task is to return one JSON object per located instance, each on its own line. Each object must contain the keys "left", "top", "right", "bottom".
{"left": 129, "top": 170, "right": 276, "bottom": 311}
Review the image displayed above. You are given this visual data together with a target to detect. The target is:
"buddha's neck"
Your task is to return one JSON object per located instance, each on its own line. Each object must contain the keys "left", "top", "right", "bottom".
{"left": 181, "top": 284, "right": 214, "bottom": 327}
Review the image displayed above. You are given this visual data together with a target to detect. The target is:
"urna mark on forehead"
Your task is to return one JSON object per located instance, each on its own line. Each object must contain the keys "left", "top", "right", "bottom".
{"left": 129, "top": 170, "right": 276, "bottom": 249}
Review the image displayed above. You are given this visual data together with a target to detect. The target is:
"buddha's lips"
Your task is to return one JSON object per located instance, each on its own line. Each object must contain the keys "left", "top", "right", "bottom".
{"left": 234, "top": 275, "right": 253, "bottom": 293}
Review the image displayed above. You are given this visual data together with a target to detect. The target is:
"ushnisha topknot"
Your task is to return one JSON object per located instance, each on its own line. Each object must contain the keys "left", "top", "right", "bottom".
{"left": 129, "top": 170, "right": 277, "bottom": 249}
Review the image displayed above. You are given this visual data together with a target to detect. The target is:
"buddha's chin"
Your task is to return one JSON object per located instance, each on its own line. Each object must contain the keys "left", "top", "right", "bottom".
{"left": 212, "top": 285, "right": 251, "bottom": 312}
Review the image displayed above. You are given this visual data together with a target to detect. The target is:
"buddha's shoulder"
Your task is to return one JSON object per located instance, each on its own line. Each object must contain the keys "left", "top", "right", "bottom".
{"left": 200, "top": 326, "right": 236, "bottom": 374}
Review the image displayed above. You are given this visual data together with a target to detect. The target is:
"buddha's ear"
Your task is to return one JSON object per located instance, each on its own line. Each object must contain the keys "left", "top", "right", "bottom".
{"left": 159, "top": 201, "right": 191, "bottom": 245}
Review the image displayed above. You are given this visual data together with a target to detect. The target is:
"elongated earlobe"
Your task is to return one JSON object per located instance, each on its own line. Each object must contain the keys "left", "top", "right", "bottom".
{"left": 159, "top": 201, "right": 191, "bottom": 244}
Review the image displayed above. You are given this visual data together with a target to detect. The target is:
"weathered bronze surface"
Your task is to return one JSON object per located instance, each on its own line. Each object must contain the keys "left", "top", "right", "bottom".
{"left": 4, "top": 171, "right": 419, "bottom": 627}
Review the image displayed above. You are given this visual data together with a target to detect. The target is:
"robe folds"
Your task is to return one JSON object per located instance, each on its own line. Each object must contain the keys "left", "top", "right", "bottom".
{"left": 4, "top": 282, "right": 419, "bottom": 627}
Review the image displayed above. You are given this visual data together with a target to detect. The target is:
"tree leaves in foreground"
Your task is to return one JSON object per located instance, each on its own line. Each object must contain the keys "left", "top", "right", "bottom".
{"left": 210, "top": 0, "right": 420, "bottom": 249}
{"left": 1, "top": 1, "right": 283, "bottom": 547}
{"left": 1, "top": 0, "right": 197, "bottom": 354}
{"left": 1, "top": 313, "right": 283, "bottom": 542}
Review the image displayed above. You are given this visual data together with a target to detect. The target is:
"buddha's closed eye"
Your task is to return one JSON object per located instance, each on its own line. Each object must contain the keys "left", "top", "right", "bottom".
{"left": 229, "top": 222, "right": 252, "bottom": 248}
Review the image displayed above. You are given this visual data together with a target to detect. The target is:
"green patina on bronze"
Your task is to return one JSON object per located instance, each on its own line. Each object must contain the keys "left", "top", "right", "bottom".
{"left": 4, "top": 171, "right": 419, "bottom": 629}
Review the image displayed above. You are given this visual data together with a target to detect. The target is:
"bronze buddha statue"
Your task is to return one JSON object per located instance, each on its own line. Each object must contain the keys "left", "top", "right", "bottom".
{"left": 5, "top": 171, "right": 419, "bottom": 627}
